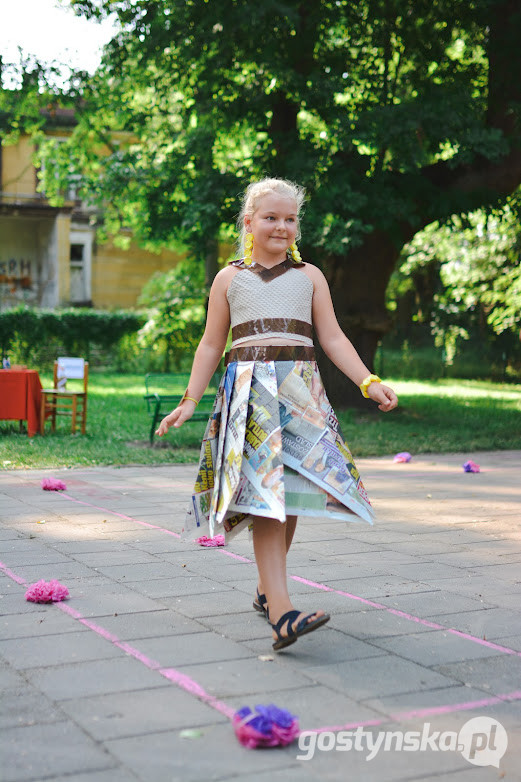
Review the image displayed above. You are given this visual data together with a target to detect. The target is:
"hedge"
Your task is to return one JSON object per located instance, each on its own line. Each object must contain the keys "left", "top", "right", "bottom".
{"left": 0, "top": 306, "right": 145, "bottom": 363}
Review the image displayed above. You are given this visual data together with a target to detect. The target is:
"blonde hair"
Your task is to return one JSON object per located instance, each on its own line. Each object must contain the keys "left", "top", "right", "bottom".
{"left": 236, "top": 177, "right": 306, "bottom": 256}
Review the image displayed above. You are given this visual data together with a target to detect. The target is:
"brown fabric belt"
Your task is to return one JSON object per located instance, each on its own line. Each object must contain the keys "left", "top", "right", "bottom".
{"left": 225, "top": 345, "right": 316, "bottom": 364}
{"left": 231, "top": 318, "right": 312, "bottom": 343}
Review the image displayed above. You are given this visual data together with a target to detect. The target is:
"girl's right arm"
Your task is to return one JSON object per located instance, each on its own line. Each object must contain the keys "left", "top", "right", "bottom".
{"left": 155, "top": 268, "right": 233, "bottom": 435}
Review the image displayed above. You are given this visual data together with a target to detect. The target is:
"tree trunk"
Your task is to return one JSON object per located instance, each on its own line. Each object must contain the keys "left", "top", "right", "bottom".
{"left": 204, "top": 236, "right": 220, "bottom": 288}
{"left": 313, "top": 229, "right": 403, "bottom": 408}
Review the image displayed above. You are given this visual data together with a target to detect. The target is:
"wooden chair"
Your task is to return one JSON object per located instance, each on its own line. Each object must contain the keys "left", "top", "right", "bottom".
{"left": 40, "top": 357, "right": 89, "bottom": 435}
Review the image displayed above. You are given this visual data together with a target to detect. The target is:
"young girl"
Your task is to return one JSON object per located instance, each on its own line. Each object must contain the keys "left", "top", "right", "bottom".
{"left": 156, "top": 178, "right": 398, "bottom": 651}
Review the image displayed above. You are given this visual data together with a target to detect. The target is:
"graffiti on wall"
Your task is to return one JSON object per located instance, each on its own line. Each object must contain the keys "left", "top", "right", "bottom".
{"left": 0, "top": 258, "right": 33, "bottom": 290}
{"left": 0, "top": 258, "right": 40, "bottom": 308}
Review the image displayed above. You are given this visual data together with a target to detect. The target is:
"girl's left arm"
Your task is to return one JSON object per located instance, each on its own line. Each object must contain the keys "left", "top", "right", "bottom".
{"left": 307, "top": 265, "right": 398, "bottom": 412}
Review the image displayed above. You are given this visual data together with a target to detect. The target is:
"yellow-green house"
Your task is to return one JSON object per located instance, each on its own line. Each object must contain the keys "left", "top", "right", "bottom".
{"left": 0, "top": 111, "right": 183, "bottom": 311}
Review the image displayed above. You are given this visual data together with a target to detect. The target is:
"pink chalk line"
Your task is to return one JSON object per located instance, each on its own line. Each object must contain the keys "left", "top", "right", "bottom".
{"left": 290, "top": 575, "right": 521, "bottom": 658}
{"left": 2, "top": 559, "right": 521, "bottom": 733}
{"left": 56, "top": 490, "right": 521, "bottom": 659}
{"left": 0, "top": 561, "right": 233, "bottom": 720}
{"left": 310, "top": 690, "right": 521, "bottom": 734}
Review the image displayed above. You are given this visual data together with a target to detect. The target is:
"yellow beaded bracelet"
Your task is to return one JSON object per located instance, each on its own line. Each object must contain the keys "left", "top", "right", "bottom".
{"left": 360, "top": 374, "right": 381, "bottom": 398}
{"left": 181, "top": 394, "right": 199, "bottom": 406}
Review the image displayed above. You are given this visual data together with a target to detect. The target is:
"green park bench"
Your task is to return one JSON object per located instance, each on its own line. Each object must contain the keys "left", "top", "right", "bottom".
{"left": 144, "top": 372, "right": 219, "bottom": 444}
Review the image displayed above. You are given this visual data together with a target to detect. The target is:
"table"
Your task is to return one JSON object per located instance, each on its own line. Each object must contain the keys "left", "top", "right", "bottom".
{"left": 0, "top": 369, "right": 42, "bottom": 437}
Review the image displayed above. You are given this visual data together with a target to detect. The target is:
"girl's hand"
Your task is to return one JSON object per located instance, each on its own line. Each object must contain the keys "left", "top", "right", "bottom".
{"left": 368, "top": 382, "right": 398, "bottom": 412}
{"left": 155, "top": 400, "right": 197, "bottom": 436}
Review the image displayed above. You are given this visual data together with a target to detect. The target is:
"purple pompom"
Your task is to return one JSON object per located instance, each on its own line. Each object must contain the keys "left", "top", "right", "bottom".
{"left": 255, "top": 704, "right": 295, "bottom": 728}
{"left": 233, "top": 704, "right": 299, "bottom": 748}
{"left": 393, "top": 452, "right": 412, "bottom": 463}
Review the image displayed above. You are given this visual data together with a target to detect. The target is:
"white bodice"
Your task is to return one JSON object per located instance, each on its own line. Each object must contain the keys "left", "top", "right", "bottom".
{"left": 227, "top": 264, "right": 314, "bottom": 346}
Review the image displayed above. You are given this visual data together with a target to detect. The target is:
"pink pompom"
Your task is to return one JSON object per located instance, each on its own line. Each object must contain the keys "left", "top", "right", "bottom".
{"left": 393, "top": 452, "right": 412, "bottom": 463}
{"left": 41, "top": 478, "right": 67, "bottom": 491}
{"left": 25, "top": 580, "right": 69, "bottom": 603}
{"left": 195, "top": 535, "right": 225, "bottom": 547}
{"left": 463, "top": 460, "right": 480, "bottom": 473}
{"left": 233, "top": 704, "right": 299, "bottom": 749}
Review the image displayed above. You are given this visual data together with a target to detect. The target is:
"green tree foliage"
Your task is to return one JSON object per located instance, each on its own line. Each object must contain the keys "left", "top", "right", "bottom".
{"left": 0, "top": 54, "right": 81, "bottom": 143}
{"left": 41, "top": 0, "right": 521, "bottom": 403}
{"left": 437, "top": 209, "right": 521, "bottom": 339}
{"left": 137, "top": 260, "right": 207, "bottom": 371}
{"left": 388, "top": 200, "right": 521, "bottom": 369}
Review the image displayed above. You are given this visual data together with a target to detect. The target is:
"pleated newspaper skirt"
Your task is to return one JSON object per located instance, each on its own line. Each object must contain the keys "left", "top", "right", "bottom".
{"left": 184, "top": 348, "right": 374, "bottom": 543}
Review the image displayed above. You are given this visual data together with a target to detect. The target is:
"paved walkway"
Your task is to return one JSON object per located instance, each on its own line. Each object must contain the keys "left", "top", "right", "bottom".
{"left": 1, "top": 450, "right": 520, "bottom": 782}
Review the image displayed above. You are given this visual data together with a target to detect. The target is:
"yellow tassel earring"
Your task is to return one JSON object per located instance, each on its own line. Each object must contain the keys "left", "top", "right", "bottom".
{"left": 289, "top": 242, "right": 302, "bottom": 264}
{"left": 244, "top": 232, "right": 254, "bottom": 266}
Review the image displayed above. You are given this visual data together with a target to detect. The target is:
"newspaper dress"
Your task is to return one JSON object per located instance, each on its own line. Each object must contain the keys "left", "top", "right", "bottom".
{"left": 184, "top": 259, "right": 374, "bottom": 542}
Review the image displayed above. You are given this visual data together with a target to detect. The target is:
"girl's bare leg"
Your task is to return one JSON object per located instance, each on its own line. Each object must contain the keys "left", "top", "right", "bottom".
{"left": 257, "top": 514, "right": 297, "bottom": 598}
{"left": 253, "top": 514, "right": 325, "bottom": 641}
{"left": 285, "top": 514, "right": 298, "bottom": 551}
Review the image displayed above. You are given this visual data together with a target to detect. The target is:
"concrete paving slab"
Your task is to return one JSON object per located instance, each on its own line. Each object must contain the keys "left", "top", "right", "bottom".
{"left": 0, "top": 549, "right": 74, "bottom": 567}
{"left": 177, "top": 656, "right": 314, "bottom": 698}
{"left": 58, "top": 685, "right": 228, "bottom": 740}
{"left": 368, "top": 630, "right": 512, "bottom": 667}
{"left": 0, "top": 629, "right": 121, "bottom": 669}
{"left": 0, "top": 720, "right": 116, "bottom": 782}
{"left": 1, "top": 609, "right": 91, "bottom": 639}
{"left": 1, "top": 450, "right": 520, "bottom": 781}
{"left": 52, "top": 770, "right": 140, "bottom": 782}
{"left": 104, "top": 723, "right": 297, "bottom": 782}
{"left": 0, "top": 528, "right": 24, "bottom": 540}
{"left": 377, "top": 590, "right": 495, "bottom": 616}
{"left": 427, "top": 607, "right": 521, "bottom": 639}
{"left": 50, "top": 540, "right": 143, "bottom": 554}
{"left": 127, "top": 573, "right": 233, "bottom": 599}
{"left": 57, "top": 584, "right": 166, "bottom": 617}
{"left": 330, "top": 609, "right": 440, "bottom": 638}
{"left": 126, "top": 630, "right": 252, "bottom": 667}
{"left": 224, "top": 683, "right": 384, "bottom": 732}
{"left": 0, "top": 590, "right": 53, "bottom": 617}
{"left": 321, "top": 574, "right": 439, "bottom": 599}
{"left": 241, "top": 626, "right": 386, "bottom": 665}
{"left": 414, "top": 770, "right": 501, "bottom": 782}
{"left": 166, "top": 589, "right": 261, "bottom": 618}
{"left": 96, "top": 608, "right": 208, "bottom": 640}
{"left": 0, "top": 665, "right": 30, "bottom": 690}
{"left": 298, "top": 653, "right": 456, "bottom": 700}
{"left": 361, "top": 682, "right": 496, "bottom": 715}
{"left": 434, "top": 654, "right": 521, "bottom": 696}
{"left": 67, "top": 550, "right": 162, "bottom": 567}
{"left": 5, "top": 560, "right": 106, "bottom": 584}
{"left": 0, "top": 684, "right": 66, "bottom": 729}
{"left": 492, "top": 633, "right": 521, "bottom": 651}
{"left": 197, "top": 611, "right": 276, "bottom": 643}
{"left": 25, "top": 657, "right": 167, "bottom": 701}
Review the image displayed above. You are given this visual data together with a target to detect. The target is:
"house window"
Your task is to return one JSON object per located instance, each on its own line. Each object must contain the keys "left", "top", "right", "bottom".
{"left": 69, "top": 231, "right": 92, "bottom": 305}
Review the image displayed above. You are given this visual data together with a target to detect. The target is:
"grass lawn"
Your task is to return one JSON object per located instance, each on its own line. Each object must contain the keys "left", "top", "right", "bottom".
{"left": 1, "top": 373, "right": 520, "bottom": 470}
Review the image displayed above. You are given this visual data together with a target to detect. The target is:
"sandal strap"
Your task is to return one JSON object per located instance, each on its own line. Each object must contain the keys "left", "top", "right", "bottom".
{"left": 256, "top": 589, "right": 268, "bottom": 609}
{"left": 295, "top": 613, "right": 316, "bottom": 633}
{"left": 271, "top": 609, "right": 302, "bottom": 639}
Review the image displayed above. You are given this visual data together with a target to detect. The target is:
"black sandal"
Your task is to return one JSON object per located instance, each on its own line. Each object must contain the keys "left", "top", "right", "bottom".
{"left": 253, "top": 588, "right": 268, "bottom": 617}
{"left": 271, "top": 609, "right": 330, "bottom": 651}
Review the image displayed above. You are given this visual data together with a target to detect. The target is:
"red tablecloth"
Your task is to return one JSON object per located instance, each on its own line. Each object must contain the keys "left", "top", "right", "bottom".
{"left": 0, "top": 369, "right": 42, "bottom": 437}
